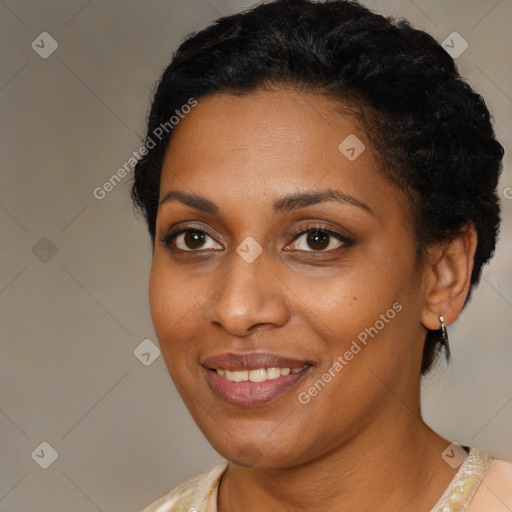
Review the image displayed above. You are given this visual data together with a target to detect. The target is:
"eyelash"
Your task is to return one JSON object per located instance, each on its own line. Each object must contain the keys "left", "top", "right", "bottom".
{"left": 159, "top": 224, "right": 353, "bottom": 253}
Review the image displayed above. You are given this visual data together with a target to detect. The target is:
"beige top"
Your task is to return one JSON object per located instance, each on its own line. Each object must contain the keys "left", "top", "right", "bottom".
{"left": 143, "top": 448, "right": 512, "bottom": 512}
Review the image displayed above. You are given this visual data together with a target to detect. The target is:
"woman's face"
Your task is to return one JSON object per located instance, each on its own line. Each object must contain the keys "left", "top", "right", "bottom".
{"left": 149, "top": 89, "right": 430, "bottom": 469}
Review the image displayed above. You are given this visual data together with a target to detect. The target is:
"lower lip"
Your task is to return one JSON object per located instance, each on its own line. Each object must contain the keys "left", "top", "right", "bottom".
{"left": 204, "top": 367, "right": 311, "bottom": 407}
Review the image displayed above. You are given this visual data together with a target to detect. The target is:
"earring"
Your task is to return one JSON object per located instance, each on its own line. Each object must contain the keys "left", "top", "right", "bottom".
{"left": 439, "top": 315, "right": 451, "bottom": 359}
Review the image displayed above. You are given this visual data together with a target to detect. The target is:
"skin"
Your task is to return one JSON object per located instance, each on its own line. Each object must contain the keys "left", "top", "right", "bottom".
{"left": 148, "top": 88, "right": 478, "bottom": 511}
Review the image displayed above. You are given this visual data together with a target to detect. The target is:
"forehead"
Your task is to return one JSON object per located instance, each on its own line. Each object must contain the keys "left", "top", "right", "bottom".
{"left": 158, "top": 89, "right": 404, "bottom": 220}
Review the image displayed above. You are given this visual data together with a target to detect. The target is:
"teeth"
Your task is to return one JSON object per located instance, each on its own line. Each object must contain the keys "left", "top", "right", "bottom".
{"left": 266, "top": 367, "right": 281, "bottom": 379}
{"left": 249, "top": 368, "right": 266, "bottom": 382}
{"left": 232, "top": 370, "right": 249, "bottom": 382}
{"left": 215, "top": 366, "right": 306, "bottom": 382}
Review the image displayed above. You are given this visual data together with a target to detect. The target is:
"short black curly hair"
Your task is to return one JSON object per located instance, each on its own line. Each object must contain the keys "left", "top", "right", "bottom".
{"left": 130, "top": 0, "right": 504, "bottom": 374}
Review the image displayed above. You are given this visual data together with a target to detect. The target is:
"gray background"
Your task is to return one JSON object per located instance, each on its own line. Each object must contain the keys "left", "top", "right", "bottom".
{"left": 0, "top": 0, "right": 511, "bottom": 511}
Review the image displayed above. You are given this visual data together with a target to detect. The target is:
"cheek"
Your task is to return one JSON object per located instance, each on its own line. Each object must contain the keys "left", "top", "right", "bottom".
{"left": 148, "top": 255, "right": 221, "bottom": 387}
{"left": 288, "top": 261, "right": 399, "bottom": 326}
{"left": 148, "top": 259, "right": 196, "bottom": 371}
{"left": 148, "top": 255, "right": 200, "bottom": 335}
{"left": 293, "top": 249, "right": 419, "bottom": 360}
{"left": 148, "top": 264, "right": 173, "bottom": 340}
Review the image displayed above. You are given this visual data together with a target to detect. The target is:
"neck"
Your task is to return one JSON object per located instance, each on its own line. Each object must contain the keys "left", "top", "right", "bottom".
{"left": 218, "top": 408, "right": 459, "bottom": 512}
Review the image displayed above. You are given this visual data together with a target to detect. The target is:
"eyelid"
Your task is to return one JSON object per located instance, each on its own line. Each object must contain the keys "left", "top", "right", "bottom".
{"left": 159, "top": 226, "right": 222, "bottom": 250}
{"left": 285, "top": 224, "right": 352, "bottom": 252}
{"left": 288, "top": 222, "right": 350, "bottom": 239}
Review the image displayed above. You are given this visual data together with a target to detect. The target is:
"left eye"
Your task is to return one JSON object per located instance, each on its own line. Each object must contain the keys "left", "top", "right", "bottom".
{"left": 287, "top": 228, "right": 347, "bottom": 252}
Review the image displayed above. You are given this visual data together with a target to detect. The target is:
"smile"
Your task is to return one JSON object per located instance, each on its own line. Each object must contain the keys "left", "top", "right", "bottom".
{"left": 201, "top": 352, "right": 314, "bottom": 407}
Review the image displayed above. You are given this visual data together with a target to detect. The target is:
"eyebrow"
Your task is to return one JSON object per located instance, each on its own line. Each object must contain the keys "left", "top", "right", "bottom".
{"left": 273, "top": 189, "right": 373, "bottom": 215}
{"left": 158, "top": 189, "right": 373, "bottom": 215}
{"left": 159, "top": 190, "right": 220, "bottom": 215}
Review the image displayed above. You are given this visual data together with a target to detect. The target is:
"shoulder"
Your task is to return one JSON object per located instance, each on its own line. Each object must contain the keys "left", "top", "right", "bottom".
{"left": 141, "top": 460, "right": 229, "bottom": 512}
{"left": 468, "top": 457, "right": 512, "bottom": 512}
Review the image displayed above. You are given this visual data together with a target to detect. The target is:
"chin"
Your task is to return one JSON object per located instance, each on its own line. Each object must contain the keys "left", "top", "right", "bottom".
{"left": 203, "top": 426, "right": 306, "bottom": 469}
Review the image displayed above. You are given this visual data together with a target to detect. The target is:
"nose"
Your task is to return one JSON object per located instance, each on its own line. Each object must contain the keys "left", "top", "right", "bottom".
{"left": 204, "top": 252, "right": 291, "bottom": 337}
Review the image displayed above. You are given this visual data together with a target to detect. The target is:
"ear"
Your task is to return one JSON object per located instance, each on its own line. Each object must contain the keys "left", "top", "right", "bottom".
{"left": 421, "top": 224, "right": 478, "bottom": 331}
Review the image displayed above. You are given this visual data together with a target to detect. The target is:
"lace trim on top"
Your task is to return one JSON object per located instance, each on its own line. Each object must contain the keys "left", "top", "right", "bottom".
{"left": 430, "top": 447, "right": 492, "bottom": 512}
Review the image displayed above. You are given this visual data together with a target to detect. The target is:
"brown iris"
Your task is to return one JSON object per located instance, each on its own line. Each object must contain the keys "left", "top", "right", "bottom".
{"left": 184, "top": 230, "right": 206, "bottom": 249}
{"left": 307, "top": 230, "right": 330, "bottom": 250}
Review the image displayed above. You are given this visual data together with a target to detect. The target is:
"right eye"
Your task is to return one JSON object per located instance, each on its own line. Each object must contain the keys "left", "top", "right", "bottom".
{"left": 160, "top": 229, "right": 224, "bottom": 252}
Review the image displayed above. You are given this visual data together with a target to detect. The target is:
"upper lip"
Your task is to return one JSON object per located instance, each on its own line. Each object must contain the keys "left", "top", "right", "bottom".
{"left": 201, "top": 352, "right": 313, "bottom": 371}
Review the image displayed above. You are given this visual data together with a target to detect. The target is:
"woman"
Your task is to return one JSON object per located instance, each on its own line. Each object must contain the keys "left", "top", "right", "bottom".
{"left": 131, "top": 0, "right": 511, "bottom": 510}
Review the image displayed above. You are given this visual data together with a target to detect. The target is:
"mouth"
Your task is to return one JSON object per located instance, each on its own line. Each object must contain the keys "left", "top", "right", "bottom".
{"left": 201, "top": 352, "right": 314, "bottom": 407}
